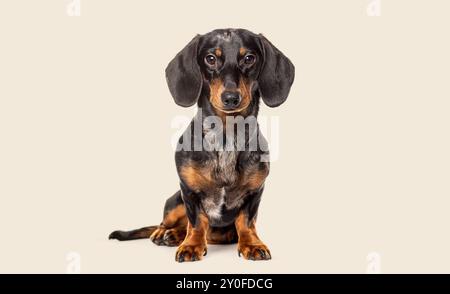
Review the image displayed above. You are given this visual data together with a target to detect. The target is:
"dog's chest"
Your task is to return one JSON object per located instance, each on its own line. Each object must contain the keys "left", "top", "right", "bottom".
{"left": 195, "top": 127, "right": 267, "bottom": 224}
{"left": 213, "top": 151, "right": 239, "bottom": 186}
{"left": 200, "top": 151, "right": 242, "bottom": 222}
{"left": 201, "top": 185, "right": 243, "bottom": 226}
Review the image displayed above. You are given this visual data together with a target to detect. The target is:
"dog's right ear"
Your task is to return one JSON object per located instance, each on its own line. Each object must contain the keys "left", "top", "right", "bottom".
{"left": 165, "top": 35, "right": 202, "bottom": 107}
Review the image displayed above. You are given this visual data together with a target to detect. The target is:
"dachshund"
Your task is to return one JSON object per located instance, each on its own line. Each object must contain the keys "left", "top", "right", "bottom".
{"left": 109, "top": 28, "right": 295, "bottom": 262}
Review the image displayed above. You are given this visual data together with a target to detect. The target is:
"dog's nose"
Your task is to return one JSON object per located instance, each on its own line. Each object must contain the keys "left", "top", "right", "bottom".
{"left": 221, "top": 91, "right": 241, "bottom": 109}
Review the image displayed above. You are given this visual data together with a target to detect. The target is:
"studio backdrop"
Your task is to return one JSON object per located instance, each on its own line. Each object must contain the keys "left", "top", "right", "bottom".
{"left": 0, "top": 0, "right": 449, "bottom": 273}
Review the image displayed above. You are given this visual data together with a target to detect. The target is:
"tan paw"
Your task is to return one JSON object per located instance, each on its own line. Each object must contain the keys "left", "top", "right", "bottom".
{"left": 238, "top": 243, "right": 271, "bottom": 261}
{"left": 175, "top": 244, "right": 207, "bottom": 262}
{"left": 163, "top": 228, "right": 186, "bottom": 247}
{"left": 149, "top": 227, "right": 166, "bottom": 245}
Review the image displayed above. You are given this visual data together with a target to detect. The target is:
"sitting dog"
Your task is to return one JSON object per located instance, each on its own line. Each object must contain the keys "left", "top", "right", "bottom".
{"left": 109, "top": 28, "right": 295, "bottom": 262}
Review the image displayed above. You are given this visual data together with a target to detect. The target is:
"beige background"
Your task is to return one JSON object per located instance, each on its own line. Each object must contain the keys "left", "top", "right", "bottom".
{"left": 0, "top": 0, "right": 449, "bottom": 273}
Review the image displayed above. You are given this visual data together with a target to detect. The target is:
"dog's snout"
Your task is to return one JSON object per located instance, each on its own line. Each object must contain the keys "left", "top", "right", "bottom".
{"left": 221, "top": 91, "right": 241, "bottom": 109}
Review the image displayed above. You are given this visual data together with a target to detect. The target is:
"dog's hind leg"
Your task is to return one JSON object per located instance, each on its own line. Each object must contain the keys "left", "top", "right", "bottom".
{"left": 150, "top": 191, "right": 187, "bottom": 246}
{"left": 109, "top": 190, "right": 187, "bottom": 246}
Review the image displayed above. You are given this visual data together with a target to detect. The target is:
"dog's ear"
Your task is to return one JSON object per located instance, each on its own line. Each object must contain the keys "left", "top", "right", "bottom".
{"left": 165, "top": 35, "right": 202, "bottom": 107}
{"left": 257, "top": 35, "right": 295, "bottom": 107}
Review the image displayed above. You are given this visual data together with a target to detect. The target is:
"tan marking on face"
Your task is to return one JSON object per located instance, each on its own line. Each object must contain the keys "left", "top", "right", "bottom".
{"left": 209, "top": 79, "right": 253, "bottom": 116}
{"left": 239, "top": 47, "right": 247, "bottom": 56}
{"left": 215, "top": 48, "right": 222, "bottom": 57}
{"left": 237, "top": 78, "right": 252, "bottom": 113}
{"left": 209, "top": 79, "right": 226, "bottom": 114}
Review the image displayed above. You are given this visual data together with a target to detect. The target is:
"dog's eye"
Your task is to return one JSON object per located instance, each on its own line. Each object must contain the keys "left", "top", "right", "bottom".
{"left": 205, "top": 54, "right": 217, "bottom": 66}
{"left": 244, "top": 54, "right": 256, "bottom": 65}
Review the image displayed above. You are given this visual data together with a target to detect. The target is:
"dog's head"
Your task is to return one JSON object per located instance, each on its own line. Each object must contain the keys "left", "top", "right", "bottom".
{"left": 165, "top": 29, "right": 294, "bottom": 114}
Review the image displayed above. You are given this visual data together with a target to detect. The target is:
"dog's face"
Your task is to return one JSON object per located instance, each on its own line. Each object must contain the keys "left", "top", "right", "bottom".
{"left": 197, "top": 30, "right": 263, "bottom": 113}
{"left": 166, "top": 29, "right": 295, "bottom": 113}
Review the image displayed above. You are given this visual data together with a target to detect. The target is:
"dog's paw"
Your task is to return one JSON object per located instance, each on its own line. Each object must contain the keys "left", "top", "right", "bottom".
{"left": 149, "top": 227, "right": 167, "bottom": 246}
{"left": 150, "top": 227, "right": 186, "bottom": 246}
{"left": 163, "top": 228, "right": 186, "bottom": 247}
{"left": 175, "top": 244, "right": 207, "bottom": 262}
{"left": 238, "top": 243, "right": 271, "bottom": 261}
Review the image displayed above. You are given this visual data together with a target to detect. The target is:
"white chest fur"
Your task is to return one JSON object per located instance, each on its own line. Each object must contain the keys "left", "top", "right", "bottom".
{"left": 202, "top": 187, "right": 226, "bottom": 220}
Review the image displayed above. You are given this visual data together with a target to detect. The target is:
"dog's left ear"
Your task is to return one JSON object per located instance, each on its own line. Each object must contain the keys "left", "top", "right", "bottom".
{"left": 165, "top": 35, "right": 203, "bottom": 107}
{"left": 257, "top": 35, "right": 295, "bottom": 107}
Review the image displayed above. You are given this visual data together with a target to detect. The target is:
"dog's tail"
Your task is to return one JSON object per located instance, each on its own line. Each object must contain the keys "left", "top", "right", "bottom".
{"left": 109, "top": 225, "right": 158, "bottom": 241}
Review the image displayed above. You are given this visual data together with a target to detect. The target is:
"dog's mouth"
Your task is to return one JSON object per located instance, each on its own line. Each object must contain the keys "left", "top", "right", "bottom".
{"left": 209, "top": 80, "right": 252, "bottom": 114}
{"left": 210, "top": 101, "right": 250, "bottom": 114}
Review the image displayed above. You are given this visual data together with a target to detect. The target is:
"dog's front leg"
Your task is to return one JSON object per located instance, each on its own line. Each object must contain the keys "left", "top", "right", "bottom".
{"left": 175, "top": 214, "right": 208, "bottom": 262}
{"left": 235, "top": 188, "right": 271, "bottom": 261}
{"left": 235, "top": 211, "right": 271, "bottom": 261}
{"left": 175, "top": 185, "right": 208, "bottom": 262}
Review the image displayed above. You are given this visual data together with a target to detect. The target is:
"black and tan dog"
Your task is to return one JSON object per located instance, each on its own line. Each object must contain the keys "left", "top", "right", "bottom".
{"left": 109, "top": 29, "right": 294, "bottom": 262}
